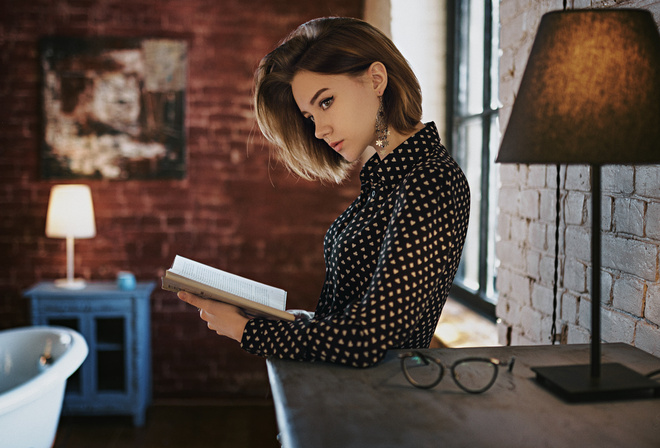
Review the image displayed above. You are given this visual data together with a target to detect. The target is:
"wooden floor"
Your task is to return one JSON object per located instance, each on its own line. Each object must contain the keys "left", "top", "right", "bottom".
{"left": 53, "top": 400, "right": 280, "bottom": 448}
{"left": 434, "top": 298, "right": 498, "bottom": 348}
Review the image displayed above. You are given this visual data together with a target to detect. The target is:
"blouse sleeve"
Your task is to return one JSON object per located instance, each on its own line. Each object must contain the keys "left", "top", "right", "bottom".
{"left": 241, "top": 161, "right": 468, "bottom": 367}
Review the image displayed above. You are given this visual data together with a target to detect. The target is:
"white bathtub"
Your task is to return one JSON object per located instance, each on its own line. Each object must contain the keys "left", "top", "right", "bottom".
{"left": 0, "top": 326, "right": 88, "bottom": 448}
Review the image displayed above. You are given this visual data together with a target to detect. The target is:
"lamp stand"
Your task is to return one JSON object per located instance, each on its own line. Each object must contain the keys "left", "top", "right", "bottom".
{"left": 54, "top": 236, "right": 87, "bottom": 290}
{"left": 531, "top": 165, "right": 660, "bottom": 401}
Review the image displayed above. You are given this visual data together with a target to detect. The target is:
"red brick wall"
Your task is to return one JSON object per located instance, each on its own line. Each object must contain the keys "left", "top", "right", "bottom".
{"left": 0, "top": 0, "right": 363, "bottom": 398}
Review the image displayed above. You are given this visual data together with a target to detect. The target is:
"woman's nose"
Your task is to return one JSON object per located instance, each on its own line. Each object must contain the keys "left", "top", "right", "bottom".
{"left": 314, "top": 119, "right": 330, "bottom": 140}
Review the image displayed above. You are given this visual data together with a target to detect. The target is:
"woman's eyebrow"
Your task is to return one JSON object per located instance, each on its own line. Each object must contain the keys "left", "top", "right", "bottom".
{"left": 309, "top": 87, "right": 330, "bottom": 106}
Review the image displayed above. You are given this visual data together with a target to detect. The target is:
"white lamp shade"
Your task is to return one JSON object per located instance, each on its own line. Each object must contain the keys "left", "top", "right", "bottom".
{"left": 46, "top": 185, "right": 96, "bottom": 239}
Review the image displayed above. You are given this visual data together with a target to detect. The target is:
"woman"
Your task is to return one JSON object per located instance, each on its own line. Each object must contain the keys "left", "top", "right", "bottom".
{"left": 178, "top": 17, "right": 470, "bottom": 368}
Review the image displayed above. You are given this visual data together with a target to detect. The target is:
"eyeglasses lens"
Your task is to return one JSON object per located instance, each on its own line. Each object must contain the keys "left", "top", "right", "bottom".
{"left": 452, "top": 360, "right": 498, "bottom": 393}
{"left": 402, "top": 355, "right": 443, "bottom": 389}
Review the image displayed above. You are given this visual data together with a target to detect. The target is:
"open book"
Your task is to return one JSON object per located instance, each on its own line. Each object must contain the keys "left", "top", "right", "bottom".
{"left": 162, "top": 255, "right": 295, "bottom": 321}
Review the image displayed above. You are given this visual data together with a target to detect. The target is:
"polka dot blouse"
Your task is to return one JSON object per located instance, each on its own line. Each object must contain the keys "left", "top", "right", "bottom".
{"left": 241, "top": 122, "right": 470, "bottom": 367}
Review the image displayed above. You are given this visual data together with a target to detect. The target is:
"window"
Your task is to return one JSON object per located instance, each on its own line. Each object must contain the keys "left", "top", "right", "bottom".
{"left": 447, "top": 0, "right": 500, "bottom": 317}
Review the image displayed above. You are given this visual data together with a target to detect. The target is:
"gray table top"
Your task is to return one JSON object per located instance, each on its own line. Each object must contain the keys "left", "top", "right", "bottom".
{"left": 267, "top": 343, "right": 660, "bottom": 448}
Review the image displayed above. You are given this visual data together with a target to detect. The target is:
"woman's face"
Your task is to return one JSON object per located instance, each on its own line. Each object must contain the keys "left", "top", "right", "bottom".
{"left": 291, "top": 69, "right": 382, "bottom": 163}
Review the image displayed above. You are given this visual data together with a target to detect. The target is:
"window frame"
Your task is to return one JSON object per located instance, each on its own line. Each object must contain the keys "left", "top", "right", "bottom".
{"left": 446, "top": 0, "right": 499, "bottom": 319}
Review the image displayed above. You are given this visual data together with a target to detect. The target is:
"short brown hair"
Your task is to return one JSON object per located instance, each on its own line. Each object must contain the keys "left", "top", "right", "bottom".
{"left": 254, "top": 17, "right": 422, "bottom": 183}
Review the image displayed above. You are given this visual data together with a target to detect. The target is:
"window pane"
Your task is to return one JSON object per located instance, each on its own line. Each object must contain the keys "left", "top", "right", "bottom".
{"left": 457, "top": 0, "right": 485, "bottom": 116}
{"left": 455, "top": 118, "right": 483, "bottom": 291}
{"left": 490, "top": 0, "right": 501, "bottom": 109}
{"left": 486, "top": 114, "right": 501, "bottom": 299}
{"left": 467, "top": 0, "right": 485, "bottom": 114}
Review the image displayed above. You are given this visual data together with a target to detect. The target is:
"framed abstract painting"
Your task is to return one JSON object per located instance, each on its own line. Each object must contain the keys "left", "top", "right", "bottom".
{"left": 40, "top": 36, "right": 187, "bottom": 180}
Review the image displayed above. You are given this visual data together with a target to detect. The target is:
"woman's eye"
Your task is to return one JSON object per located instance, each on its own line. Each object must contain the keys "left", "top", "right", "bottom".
{"left": 320, "top": 96, "right": 334, "bottom": 110}
{"left": 304, "top": 96, "right": 333, "bottom": 123}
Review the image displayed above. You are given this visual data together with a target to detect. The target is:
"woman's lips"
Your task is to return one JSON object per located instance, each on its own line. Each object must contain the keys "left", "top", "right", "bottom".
{"left": 330, "top": 140, "right": 344, "bottom": 152}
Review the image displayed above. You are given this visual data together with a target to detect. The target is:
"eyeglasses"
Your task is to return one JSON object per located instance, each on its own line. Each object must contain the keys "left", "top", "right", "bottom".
{"left": 399, "top": 351, "right": 516, "bottom": 394}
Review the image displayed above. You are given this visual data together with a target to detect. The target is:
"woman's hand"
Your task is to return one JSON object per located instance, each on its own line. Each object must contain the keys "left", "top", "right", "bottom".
{"left": 288, "top": 309, "right": 315, "bottom": 323}
{"left": 177, "top": 291, "right": 250, "bottom": 342}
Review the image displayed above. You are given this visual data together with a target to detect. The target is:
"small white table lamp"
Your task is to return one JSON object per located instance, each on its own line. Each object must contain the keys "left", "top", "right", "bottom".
{"left": 46, "top": 184, "right": 96, "bottom": 289}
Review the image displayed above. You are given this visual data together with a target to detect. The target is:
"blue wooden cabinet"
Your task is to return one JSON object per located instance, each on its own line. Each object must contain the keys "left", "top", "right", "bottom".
{"left": 24, "top": 281, "right": 155, "bottom": 426}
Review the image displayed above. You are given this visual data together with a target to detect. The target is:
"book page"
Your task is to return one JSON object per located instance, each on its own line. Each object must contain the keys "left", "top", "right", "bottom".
{"left": 170, "top": 256, "right": 287, "bottom": 310}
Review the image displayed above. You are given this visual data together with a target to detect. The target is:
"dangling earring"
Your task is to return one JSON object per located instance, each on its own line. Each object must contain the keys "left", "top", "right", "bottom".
{"left": 375, "top": 96, "right": 390, "bottom": 152}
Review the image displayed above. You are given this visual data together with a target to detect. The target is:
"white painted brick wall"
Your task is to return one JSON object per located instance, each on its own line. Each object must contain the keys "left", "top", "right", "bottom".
{"left": 496, "top": 0, "right": 660, "bottom": 356}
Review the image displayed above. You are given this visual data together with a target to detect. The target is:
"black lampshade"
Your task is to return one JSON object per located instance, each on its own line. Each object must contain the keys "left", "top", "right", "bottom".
{"left": 497, "top": 9, "right": 660, "bottom": 165}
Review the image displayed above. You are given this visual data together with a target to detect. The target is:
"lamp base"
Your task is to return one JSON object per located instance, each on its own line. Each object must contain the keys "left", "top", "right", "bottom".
{"left": 532, "top": 363, "right": 660, "bottom": 402}
{"left": 54, "top": 278, "right": 87, "bottom": 290}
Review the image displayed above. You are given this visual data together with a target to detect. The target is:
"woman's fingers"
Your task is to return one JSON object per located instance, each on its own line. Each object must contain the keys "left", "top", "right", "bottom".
{"left": 176, "top": 291, "right": 249, "bottom": 341}
{"left": 177, "top": 291, "right": 203, "bottom": 307}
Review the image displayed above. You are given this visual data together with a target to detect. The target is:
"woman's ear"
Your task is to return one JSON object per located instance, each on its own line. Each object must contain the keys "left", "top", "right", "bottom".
{"left": 368, "top": 61, "right": 388, "bottom": 95}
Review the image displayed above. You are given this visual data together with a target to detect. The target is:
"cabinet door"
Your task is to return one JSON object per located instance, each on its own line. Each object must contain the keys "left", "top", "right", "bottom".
{"left": 38, "top": 314, "right": 85, "bottom": 396}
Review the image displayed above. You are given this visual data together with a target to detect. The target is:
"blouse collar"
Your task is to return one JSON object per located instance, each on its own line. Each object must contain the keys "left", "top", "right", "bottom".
{"left": 360, "top": 122, "right": 444, "bottom": 191}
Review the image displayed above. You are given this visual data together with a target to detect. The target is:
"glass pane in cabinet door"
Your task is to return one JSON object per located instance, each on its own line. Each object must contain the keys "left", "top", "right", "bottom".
{"left": 97, "top": 350, "right": 126, "bottom": 392}
{"left": 96, "top": 317, "right": 125, "bottom": 348}
{"left": 95, "top": 317, "right": 126, "bottom": 393}
{"left": 47, "top": 317, "right": 82, "bottom": 394}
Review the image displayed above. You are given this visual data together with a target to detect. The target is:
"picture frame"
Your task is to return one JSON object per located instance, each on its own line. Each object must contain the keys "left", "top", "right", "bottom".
{"left": 40, "top": 36, "right": 187, "bottom": 180}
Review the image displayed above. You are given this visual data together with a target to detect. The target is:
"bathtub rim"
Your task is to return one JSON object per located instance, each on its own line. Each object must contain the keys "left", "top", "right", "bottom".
{"left": 0, "top": 325, "right": 88, "bottom": 416}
